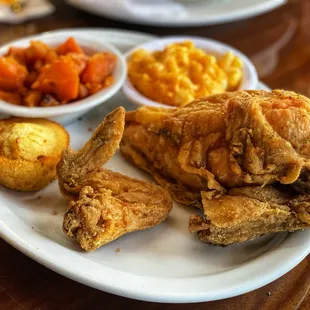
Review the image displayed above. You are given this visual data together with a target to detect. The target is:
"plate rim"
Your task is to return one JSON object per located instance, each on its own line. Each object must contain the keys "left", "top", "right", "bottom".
{"left": 1, "top": 215, "right": 310, "bottom": 303}
{"left": 1, "top": 28, "right": 310, "bottom": 304}
{"left": 65, "top": 0, "right": 286, "bottom": 27}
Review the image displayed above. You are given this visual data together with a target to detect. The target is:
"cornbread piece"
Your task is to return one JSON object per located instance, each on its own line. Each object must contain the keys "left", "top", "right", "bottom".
{"left": 0, "top": 117, "right": 69, "bottom": 191}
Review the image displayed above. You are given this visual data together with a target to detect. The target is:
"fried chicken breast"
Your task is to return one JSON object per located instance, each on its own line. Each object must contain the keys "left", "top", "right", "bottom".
{"left": 0, "top": 117, "right": 69, "bottom": 191}
{"left": 57, "top": 107, "right": 172, "bottom": 251}
{"left": 120, "top": 90, "right": 310, "bottom": 244}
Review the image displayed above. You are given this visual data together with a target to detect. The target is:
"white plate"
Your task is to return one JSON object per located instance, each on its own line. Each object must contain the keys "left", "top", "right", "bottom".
{"left": 0, "top": 0, "right": 55, "bottom": 24}
{"left": 1, "top": 29, "right": 310, "bottom": 304}
{"left": 66, "top": 0, "right": 286, "bottom": 27}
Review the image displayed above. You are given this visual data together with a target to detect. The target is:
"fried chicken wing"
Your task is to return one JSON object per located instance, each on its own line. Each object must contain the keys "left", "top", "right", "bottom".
{"left": 120, "top": 90, "right": 310, "bottom": 244}
{"left": 58, "top": 106, "right": 125, "bottom": 199}
{"left": 57, "top": 107, "right": 172, "bottom": 251}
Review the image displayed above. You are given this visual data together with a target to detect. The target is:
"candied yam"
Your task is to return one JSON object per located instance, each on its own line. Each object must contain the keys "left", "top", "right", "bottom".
{"left": 25, "top": 70, "right": 39, "bottom": 87}
{"left": 45, "top": 50, "right": 58, "bottom": 63}
{"left": 33, "top": 59, "right": 44, "bottom": 72}
{"left": 23, "top": 90, "right": 43, "bottom": 107}
{"left": 6, "top": 47, "right": 26, "bottom": 65}
{"left": 66, "top": 53, "right": 89, "bottom": 75}
{"left": 40, "top": 94, "right": 60, "bottom": 107}
{"left": 0, "top": 89, "right": 21, "bottom": 105}
{"left": 81, "top": 52, "right": 116, "bottom": 84}
{"left": 0, "top": 38, "right": 117, "bottom": 106}
{"left": 103, "top": 75, "right": 114, "bottom": 88}
{"left": 85, "top": 83, "right": 103, "bottom": 95}
{"left": 24, "top": 41, "right": 52, "bottom": 64}
{"left": 78, "top": 83, "right": 89, "bottom": 99}
{"left": 17, "top": 87, "right": 28, "bottom": 96}
{"left": 32, "top": 57, "right": 79, "bottom": 101}
{"left": 85, "top": 76, "right": 115, "bottom": 95}
{"left": 56, "top": 37, "right": 84, "bottom": 55}
{"left": 0, "top": 57, "right": 28, "bottom": 91}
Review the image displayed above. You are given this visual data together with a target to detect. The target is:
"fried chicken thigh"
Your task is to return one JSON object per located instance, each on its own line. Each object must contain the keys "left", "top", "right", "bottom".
{"left": 57, "top": 107, "right": 172, "bottom": 251}
{"left": 120, "top": 90, "right": 310, "bottom": 244}
{"left": 189, "top": 186, "right": 310, "bottom": 245}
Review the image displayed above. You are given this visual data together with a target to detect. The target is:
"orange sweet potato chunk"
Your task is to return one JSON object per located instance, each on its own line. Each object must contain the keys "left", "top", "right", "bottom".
{"left": 56, "top": 37, "right": 84, "bottom": 55}
{"left": 66, "top": 53, "right": 89, "bottom": 75}
{"left": 25, "top": 70, "right": 39, "bottom": 87}
{"left": 45, "top": 50, "right": 58, "bottom": 64}
{"left": 31, "top": 57, "right": 79, "bottom": 101}
{"left": 23, "top": 90, "right": 43, "bottom": 107}
{"left": 0, "top": 57, "right": 28, "bottom": 91}
{"left": 25, "top": 40, "right": 52, "bottom": 64}
{"left": 6, "top": 47, "right": 26, "bottom": 65}
{"left": 0, "top": 89, "right": 21, "bottom": 105}
{"left": 81, "top": 52, "right": 116, "bottom": 84}
{"left": 78, "top": 83, "right": 89, "bottom": 99}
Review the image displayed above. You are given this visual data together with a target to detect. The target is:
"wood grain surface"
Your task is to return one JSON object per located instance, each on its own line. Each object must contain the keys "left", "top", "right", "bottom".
{"left": 1, "top": 0, "right": 309, "bottom": 309}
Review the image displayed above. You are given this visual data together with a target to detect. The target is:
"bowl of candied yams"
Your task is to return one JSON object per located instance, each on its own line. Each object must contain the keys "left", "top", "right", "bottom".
{"left": 0, "top": 33, "right": 126, "bottom": 124}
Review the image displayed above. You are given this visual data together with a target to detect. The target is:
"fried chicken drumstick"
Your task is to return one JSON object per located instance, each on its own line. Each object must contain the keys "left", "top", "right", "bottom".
{"left": 57, "top": 107, "right": 172, "bottom": 251}
{"left": 120, "top": 90, "right": 310, "bottom": 245}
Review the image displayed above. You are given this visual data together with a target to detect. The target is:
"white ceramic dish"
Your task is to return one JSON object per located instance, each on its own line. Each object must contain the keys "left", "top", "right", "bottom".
{"left": 66, "top": 0, "right": 286, "bottom": 27}
{"left": 0, "top": 32, "right": 126, "bottom": 125}
{"left": 123, "top": 36, "right": 258, "bottom": 108}
{"left": 0, "top": 0, "right": 55, "bottom": 24}
{"left": 1, "top": 29, "right": 310, "bottom": 304}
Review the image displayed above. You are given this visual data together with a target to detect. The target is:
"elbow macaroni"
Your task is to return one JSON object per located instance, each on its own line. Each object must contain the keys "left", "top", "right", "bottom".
{"left": 128, "top": 41, "right": 243, "bottom": 107}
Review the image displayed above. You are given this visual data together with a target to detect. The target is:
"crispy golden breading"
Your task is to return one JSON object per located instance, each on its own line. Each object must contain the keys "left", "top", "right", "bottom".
{"left": 0, "top": 117, "right": 69, "bottom": 191}
{"left": 57, "top": 107, "right": 172, "bottom": 251}
{"left": 121, "top": 90, "right": 310, "bottom": 205}
{"left": 189, "top": 186, "right": 310, "bottom": 245}
{"left": 120, "top": 90, "right": 310, "bottom": 244}
{"left": 57, "top": 106, "right": 125, "bottom": 199}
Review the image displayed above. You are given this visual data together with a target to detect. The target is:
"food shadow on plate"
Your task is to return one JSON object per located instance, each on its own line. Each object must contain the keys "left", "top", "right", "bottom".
{"left": 0, "top": 181, "right": 80, "bottom": 251}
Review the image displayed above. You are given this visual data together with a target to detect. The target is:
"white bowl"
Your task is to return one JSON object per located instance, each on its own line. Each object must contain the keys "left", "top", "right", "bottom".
{"left": 0, "top": 33, "right": 127, "bottom": 125}
{"left": 122, "top": 36, "right": 258, "bottom": 108}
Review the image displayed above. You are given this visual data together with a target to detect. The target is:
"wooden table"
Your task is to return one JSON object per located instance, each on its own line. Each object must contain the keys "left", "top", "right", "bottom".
{"left": 1, "top": 0, "right": 309, "bottom": 309}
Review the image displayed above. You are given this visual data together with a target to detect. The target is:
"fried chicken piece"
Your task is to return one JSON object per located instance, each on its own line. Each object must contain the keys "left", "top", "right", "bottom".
{"left": 121, "top": 90, "right": 310, "bottom": 244}
{"left": 0, "top": 117, "right": 69, "bottom": 191}
{"left": 120, "top": 90, "right": 310, "bottom": 207}
{"left": 57, "top": 106, "right": 125, "bottom": 199}
{"left": 65, "top": 184, "right": 171, "bottom": 251}
{"left": 189, "top": 186, "right": 310, "bottom": 245}
{"left": 57, "top": 107, "right": 172, "bottom": 251}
